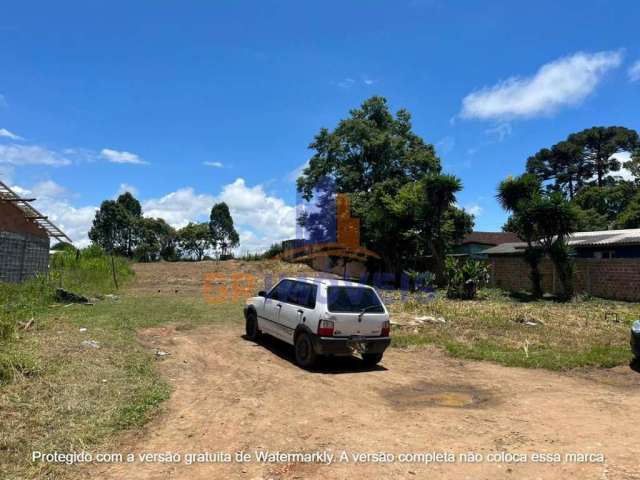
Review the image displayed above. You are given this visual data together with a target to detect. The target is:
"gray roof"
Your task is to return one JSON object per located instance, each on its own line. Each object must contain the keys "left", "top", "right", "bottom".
{"left": 482, "top": 228, "right": 640, "bottom": 255}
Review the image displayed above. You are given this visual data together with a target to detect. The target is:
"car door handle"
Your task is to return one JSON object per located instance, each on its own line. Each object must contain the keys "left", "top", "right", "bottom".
{"left": 276, "top": 304, "right": 282, "bottom": 308}
{"left": 297, "top": 309, "right": 303, "bottom": 314}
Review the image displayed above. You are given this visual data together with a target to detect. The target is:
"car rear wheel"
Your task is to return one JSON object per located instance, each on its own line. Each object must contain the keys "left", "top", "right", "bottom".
{"left": 245, "top": 311, "right": 261, "bottom": 341}
{"left": 294, "top": 332, "right": 317, "bottom": 369}
{"left": 362, "top": 352, "right": 383, "bottom": 366}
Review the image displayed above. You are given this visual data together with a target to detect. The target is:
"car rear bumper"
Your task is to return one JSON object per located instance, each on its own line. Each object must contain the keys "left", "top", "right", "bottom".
{"left": 311, "top": 335, "right": 391, "bottom": 356}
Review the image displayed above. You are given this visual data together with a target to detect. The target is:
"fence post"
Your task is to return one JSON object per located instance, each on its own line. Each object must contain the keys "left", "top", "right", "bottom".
{"left": 18, "top": 235, "right": 27, "bottom": 282}
{"left": 110, "top": 253, "right": 119, "bottom": 289}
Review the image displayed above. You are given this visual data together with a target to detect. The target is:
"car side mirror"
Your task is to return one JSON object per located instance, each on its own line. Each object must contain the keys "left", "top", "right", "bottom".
{"left": 258, "top": 290, "right": 266, "bottom": 297}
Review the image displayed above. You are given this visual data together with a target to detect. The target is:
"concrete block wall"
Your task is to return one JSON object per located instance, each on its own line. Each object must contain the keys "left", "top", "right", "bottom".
{"left": 487, "top": 255, "right": 640, "bottom": 302}
{"left": 0, "top": 231, "right": 50, "bottom": 283}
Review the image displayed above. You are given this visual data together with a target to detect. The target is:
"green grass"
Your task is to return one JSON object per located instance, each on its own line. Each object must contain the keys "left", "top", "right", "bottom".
{"left": 0, "top": 294, "right": 242, "bottom": 480}
{"left": 0, "top": 248, "right": 133, "bottom": 386}
{"left": 387, "top": 288, "right": 638, "bottom": 370}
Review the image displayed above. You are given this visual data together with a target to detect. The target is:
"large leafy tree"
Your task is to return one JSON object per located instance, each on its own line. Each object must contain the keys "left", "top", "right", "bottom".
{"left": 88, "top": 200, "right": 133, "bottom": 255}
{"left": 572, "top": 181, "right": 637, "bottom": 230}
{"left": 116, "top": 192, "right": 142, "bottom": 256}
{"left": 88, "top": 192, "right": 143, "bottom": 257}
{"left": 209, "top": 202, "right": 239, "bottom": 259}
{"left": 135, "top": 217, "right": 176, "bottom": 262}
{"left": 296, "top": 96, "right": 472, "bottom": 284}
{"left": 177, "top": 222, "right": 212, "bottom": 261}
{"left": 615, "top": 191, "right": 640, "bottom": 228}
{"left": 390, "top": 174, "right": 472, "bottom": 285}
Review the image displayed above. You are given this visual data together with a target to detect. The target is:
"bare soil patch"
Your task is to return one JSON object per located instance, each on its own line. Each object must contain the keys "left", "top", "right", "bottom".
{"left": 88, "top": 261, "right": 640, "bottom": 479}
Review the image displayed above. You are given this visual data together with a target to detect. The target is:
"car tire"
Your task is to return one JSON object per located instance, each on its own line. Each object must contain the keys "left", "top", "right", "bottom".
{"left": 245, "top": 311, "right": 261, "bottom": 341}
{"left": 362, "top": 353, "right": 383, "bottom": 366}
{"left": 294, "top": 332, "right": 317, "bottom": 369}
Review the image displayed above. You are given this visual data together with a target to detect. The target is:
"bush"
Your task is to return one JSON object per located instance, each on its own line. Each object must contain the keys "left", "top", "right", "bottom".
{"left": 405, "top": 270, "right": 434, "bottom": 292}
{"left": 444, "top": 257, "right": 489, "bottom": 300}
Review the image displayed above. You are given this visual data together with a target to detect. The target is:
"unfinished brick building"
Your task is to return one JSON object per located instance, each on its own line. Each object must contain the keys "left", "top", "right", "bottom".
{"left": 0, "top": 181, "right": 70, "bottom": 283}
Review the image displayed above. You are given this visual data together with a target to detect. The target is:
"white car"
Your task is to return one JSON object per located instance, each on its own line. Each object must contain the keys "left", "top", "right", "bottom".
{"left": 244, "top": 277, "right": 391, "bottom": 368}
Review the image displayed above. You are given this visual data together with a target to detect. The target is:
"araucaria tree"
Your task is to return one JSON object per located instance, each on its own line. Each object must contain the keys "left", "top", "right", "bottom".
{"left": 525, "top": 126, "right": 640, "bottom": 230}
{"left": 209, "top": 202, "right": 239, "bottom": 259}
{"left": 296, "top": 96, "right": 473, "bottom": 285}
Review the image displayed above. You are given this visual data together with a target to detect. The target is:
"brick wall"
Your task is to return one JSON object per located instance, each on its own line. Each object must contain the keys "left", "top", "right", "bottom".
{"left": 487, "top": 255, "right": 640, "bottom": 302}
{"left": 0, "top": 231, "right": 50, "bottom": 283}
{"left": 0, "top": 202, "right": 48, "bottom": 238}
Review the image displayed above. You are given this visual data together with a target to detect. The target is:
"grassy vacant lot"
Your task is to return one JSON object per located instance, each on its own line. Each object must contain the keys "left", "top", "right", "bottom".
{"left": 1, "top": 257, "right": 638, "bottom": 478}
{"left": 0, "top": 294, "right": 240, "bottom": 480}
{"left": 386, "top": 288, "right": 639, "bottom": 370}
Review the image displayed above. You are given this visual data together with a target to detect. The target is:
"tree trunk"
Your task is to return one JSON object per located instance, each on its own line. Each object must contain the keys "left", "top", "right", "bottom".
{"left": 523, "top": 245, "right": 543, "bottom": 299}
{"left": 110, "top": 253, "right": 119, "bottom": 290}
{"left": 426, "top": 238, "right": 446, "bottom": 287}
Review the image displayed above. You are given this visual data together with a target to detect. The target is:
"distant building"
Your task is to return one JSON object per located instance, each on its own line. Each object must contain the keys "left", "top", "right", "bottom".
{"left": 482, "top": 229, "right": 640, "bottom": 259}
{"left": 452, "top": 231, "right": 520, "bottom": 259}
{"left": 0, "top": 181, "right": 70, "bottom": 283}
{"left": 482, "top": 229, "right": 640, "bottom": 301}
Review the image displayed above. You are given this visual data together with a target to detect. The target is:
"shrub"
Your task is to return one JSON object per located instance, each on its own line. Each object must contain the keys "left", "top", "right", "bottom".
{"left": 444, "top": 257, "right": 489, "bottom": 300}
{"left": 405, "top": 270, "right": 434, "bottom": 292}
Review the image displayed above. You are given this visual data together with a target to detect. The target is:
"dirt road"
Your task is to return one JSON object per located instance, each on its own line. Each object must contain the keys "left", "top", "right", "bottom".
{"left": 93, "top": 262, "right": 640, "bottom": 480}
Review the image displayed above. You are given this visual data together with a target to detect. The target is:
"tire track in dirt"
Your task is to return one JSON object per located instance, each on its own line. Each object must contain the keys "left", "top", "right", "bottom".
{"left": 90, "top": 324, "right": 640, "bottom": 480}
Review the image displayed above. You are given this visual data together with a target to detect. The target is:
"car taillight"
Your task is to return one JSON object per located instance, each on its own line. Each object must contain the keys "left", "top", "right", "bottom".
{"left": 318, "top": 319, "right": 334, "bottom": 337}
{"left": 381, "top": 320, "right": 390, "bottom": 337}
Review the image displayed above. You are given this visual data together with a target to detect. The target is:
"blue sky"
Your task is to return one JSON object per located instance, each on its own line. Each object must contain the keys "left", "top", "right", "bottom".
{"left": 1, "top": 1, "right": 639, "bottom": 250}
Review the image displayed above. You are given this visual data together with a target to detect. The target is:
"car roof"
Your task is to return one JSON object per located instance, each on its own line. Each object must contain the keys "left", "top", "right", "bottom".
{"left": 281, "top": 276, "right": 371, "bottom": 288}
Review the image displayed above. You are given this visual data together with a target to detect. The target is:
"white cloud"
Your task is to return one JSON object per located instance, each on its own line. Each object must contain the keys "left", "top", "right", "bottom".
{"left": 629, "top": 61, "right": 640, "bottom": 82}
{"left": 334, "top": 76, "right": 377, "bottom": 88}
{"left": 460, "top": 50, "right": 623, "bottom": 120}
{"left": 203, "top": 161, "right": 224, "bottom": 168}
{"left": 142, "top": 178, "right": 296, "bottom": 251}
{"left": 117, "top": 183, "right": 139, "bottom": 196}
{"left": 0, "top": 144, "right": 72, "bottom": 166}
{"left": 142, "top": 187, "right": 214, "bottom": 227}
{"left": 8, "top": 177, "right": 297, "bottom": 252}
{"left": 464, "top": 204, "right": 483, "bottom": 216}
{"left": 0, "top": 165, "right": 14, "bottom": 183}
{"left": 337, "top": 78, "right": 355, "bottom": 89}
{"left": 100, "top": 148, "right": 148, "bottom": 165}
{"left": 484, "top": 123, "right": 512, "bottom": 142}
{"left": 0, "top": 128, "right": 23, "bottom": 140}
{"left": 218, "top": 178, "right": 296, "bottom": 244}
{"left": 31, "top": 179, "right": 67, "bottom": 198}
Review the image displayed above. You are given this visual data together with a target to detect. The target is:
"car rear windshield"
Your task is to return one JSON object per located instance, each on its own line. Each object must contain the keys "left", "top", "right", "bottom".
{"left": 327, "top": 286, "right": 384, "bottom": 313}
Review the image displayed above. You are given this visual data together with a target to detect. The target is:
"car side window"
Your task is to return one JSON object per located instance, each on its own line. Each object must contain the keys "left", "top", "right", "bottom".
{"left": 268, "top": 280, "right": 292, "bottom": 301}
{"left": 302, "top": 283, "right": 318, "bottom": 309}
{"left": 287, "top": 281, "right": 317, "bottom": 309}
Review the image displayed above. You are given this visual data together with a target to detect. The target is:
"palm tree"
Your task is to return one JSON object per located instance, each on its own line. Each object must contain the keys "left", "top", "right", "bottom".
{"left": 497, "top": 174, "right": 544, "bottom": 299}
